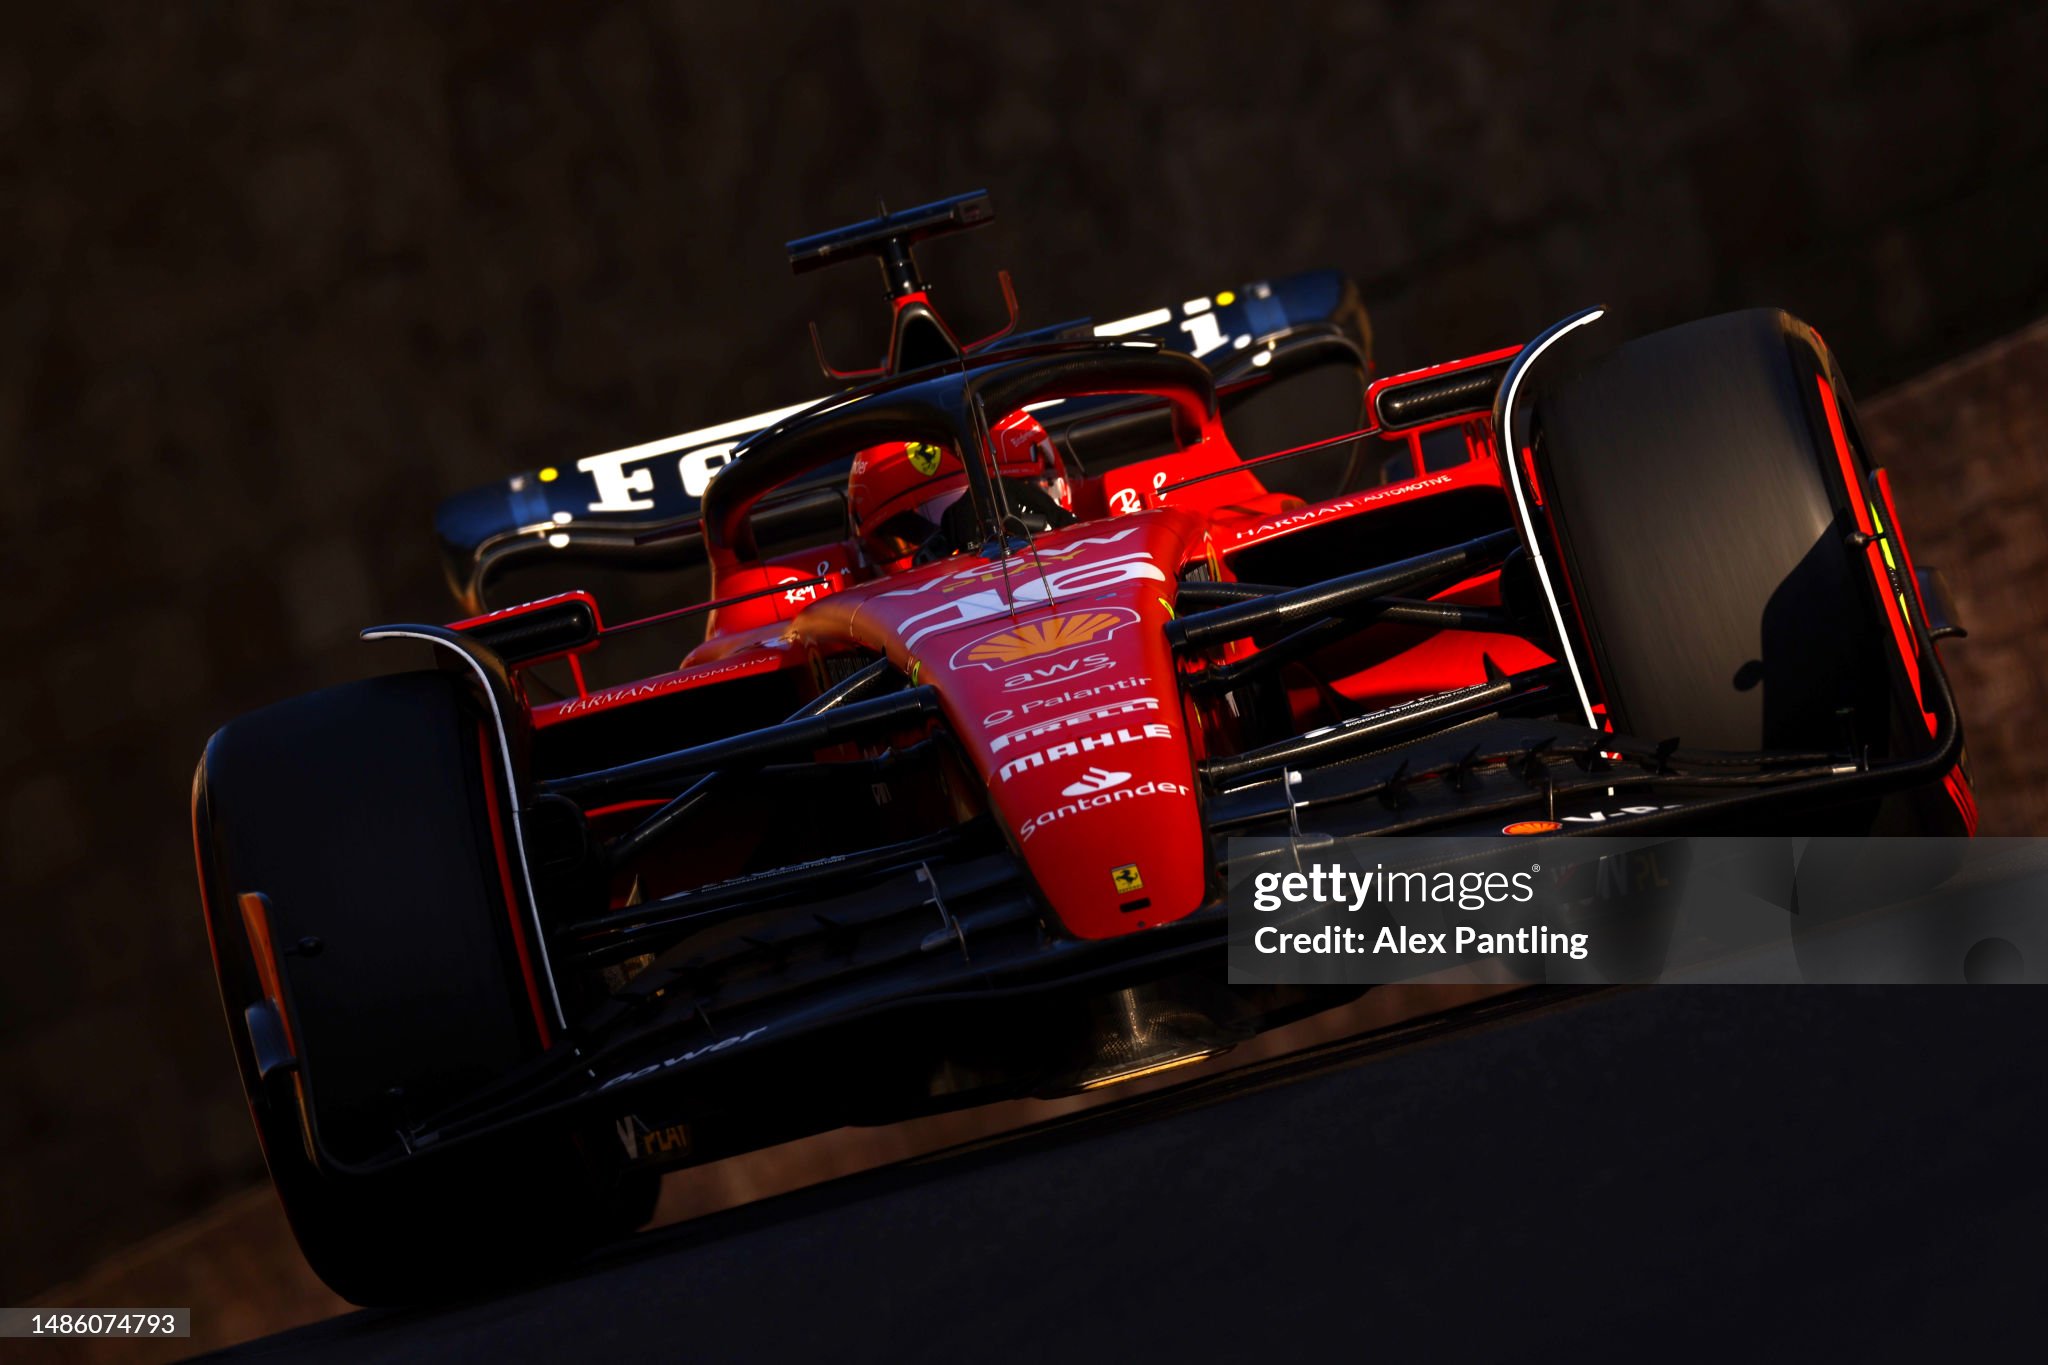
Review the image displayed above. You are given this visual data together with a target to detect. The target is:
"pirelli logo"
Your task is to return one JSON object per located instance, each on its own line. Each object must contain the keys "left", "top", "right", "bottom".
{"left": 996, "top": 722, "right": 1173, "bottom": 783}
{"left": 989, "top": 697, "right": 1162, "bottom": 754}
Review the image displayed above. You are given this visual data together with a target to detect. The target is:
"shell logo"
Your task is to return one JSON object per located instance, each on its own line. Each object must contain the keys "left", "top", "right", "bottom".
{"left": 1502, "top": 820, "right": 1562, "bottom": 835}
{"left": 952, "top": 608, "right": 1138, "bottom": 671}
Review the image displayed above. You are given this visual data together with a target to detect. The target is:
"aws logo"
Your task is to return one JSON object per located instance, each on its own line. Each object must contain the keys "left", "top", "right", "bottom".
{"left": 952, "top": 609, "right": 1137, "bottom": 672}
{"left": 1000, "top": 654, "right": 1118, "bottom": 691}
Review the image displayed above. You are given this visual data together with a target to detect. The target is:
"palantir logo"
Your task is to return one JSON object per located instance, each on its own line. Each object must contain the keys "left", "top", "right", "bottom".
{"left": 1061, "top": 767, "right": 1130, "bottom": 797}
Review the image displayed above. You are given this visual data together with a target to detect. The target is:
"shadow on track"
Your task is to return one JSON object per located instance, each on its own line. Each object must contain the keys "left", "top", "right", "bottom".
{"left": 203, "top": 986, "right": 2048, "bottom": 1362}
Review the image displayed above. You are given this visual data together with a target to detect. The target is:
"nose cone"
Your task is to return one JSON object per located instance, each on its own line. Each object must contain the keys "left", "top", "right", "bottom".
{"left": 854, "top": 516, "right": 1209, "bottom": 937}
{"left": 979, "top": 623, "right": 1206, "bottom": 937}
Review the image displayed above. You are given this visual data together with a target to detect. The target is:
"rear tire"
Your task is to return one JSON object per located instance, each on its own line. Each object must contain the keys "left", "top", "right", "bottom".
{"left": 194, "top": 670, "right": 650, "bottom": 1304}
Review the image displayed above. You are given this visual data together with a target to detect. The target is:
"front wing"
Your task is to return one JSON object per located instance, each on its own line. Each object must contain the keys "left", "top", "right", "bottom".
{"left": 275, "top": 582, "right": 1963, "bottom": 1178}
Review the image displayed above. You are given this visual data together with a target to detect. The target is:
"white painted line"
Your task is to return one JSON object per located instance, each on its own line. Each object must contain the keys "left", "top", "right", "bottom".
{"left": 1093, "top": 308, "right": 1173, "bottom": 338}
{"left": 1498, "top": 307, "right": 1606, "bottom": 730}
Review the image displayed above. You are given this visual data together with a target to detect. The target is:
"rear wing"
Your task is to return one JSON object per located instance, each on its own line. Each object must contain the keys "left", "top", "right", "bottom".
{"left": 434, "top": 269, "right": 1367, "bottom": 612}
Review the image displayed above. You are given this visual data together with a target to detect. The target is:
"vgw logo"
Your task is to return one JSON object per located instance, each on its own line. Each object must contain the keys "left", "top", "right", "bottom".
{"left": 880, "top": 528, "right": 1167, "bottom": 651}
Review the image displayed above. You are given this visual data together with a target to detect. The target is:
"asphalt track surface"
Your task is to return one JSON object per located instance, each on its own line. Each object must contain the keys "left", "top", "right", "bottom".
{"left": 203, "top": 986, "right": 2048, "bottom": 1363}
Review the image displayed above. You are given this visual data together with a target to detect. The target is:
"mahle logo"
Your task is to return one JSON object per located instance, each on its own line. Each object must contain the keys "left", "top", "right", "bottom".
{"left": 997, "top": 721, "right": 1172, "bottom": 783}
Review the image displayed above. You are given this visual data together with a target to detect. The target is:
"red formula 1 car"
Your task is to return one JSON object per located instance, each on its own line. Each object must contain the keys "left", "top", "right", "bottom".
{"left": 191, "top": 191, "right": 1973, "bottom": 1302}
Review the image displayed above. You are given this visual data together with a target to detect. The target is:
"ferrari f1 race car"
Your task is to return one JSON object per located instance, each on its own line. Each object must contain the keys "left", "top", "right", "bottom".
{"left": 192, "top": 191, "right": 1975, "bottom": 1302}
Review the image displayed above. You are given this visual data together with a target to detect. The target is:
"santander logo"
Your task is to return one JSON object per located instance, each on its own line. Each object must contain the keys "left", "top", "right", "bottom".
{"left": 1061, "top": 767, "right": 1131, "bottom": 797}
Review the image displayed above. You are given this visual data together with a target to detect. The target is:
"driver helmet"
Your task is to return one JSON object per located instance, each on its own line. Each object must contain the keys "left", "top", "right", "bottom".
{"left": 848, "top": 412, "right": 1071, "bottom": 564}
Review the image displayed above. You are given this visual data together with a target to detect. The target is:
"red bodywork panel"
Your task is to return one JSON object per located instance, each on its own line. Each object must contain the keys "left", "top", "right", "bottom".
{"left": 532, "top": 650, "right": 790, "bottom": 729}
{"left": 473, "top": 348, "right": 1554, "bottom": 942}
{"left": 454, "top": 337, "right": 1974, "bottom": 944}
{"left": 799, "top": 512, "right": 1208, "bottom": 937}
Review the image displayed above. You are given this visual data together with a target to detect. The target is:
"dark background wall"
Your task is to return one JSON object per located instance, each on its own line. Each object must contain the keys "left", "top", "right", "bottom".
{"left": 3, "top": 0, "right": 2045, "bottom": 1301}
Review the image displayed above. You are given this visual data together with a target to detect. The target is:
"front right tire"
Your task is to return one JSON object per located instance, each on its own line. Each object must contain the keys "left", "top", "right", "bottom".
{"left": 194, "top": 669, "right": 651, "bottom": 1305}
